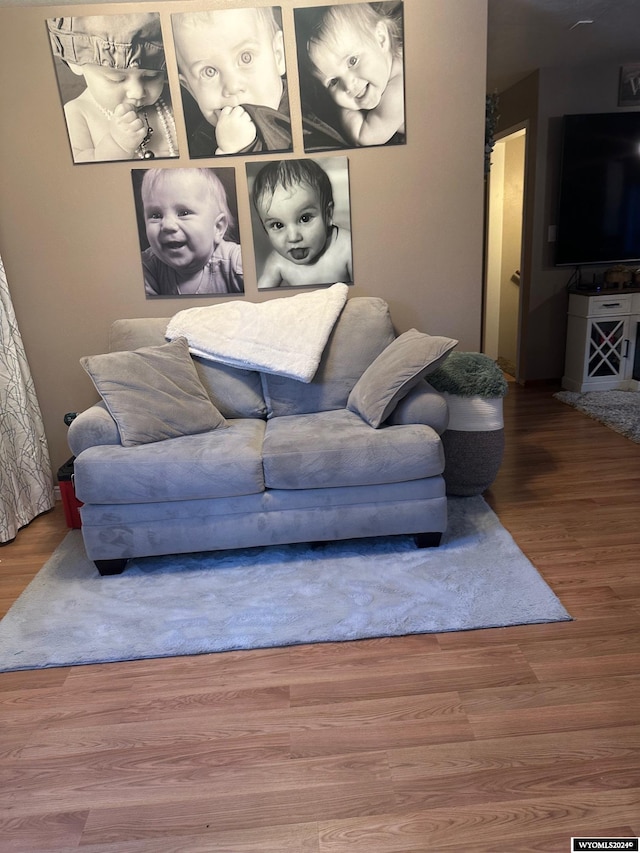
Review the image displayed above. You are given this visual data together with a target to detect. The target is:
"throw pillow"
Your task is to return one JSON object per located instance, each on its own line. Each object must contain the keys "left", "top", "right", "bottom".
{"left": 80, "top": 337, "right": 227, "bottom": 447}
{"left": 347, "top": 329, "right": 458, "bottom": 428}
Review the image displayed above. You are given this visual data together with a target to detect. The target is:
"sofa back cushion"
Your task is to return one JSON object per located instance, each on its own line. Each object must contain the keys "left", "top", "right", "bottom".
{"left": 109, "top": 318, "right": 267, "bottom": 419}
{"left": 260, "top": 297, "right": 396, "bottom": 418}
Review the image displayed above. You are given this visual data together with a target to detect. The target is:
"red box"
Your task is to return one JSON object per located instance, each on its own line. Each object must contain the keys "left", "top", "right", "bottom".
{"left": 57, "top": 458, "right": 83, "bottom": 529}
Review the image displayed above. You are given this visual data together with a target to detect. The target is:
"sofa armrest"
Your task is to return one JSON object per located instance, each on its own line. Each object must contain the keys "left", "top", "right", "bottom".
{"left": 67, "top": 401, "right": 122, "bottom": 455}
{"left": 385, "top": 380, "right": 449, "bottom": 434}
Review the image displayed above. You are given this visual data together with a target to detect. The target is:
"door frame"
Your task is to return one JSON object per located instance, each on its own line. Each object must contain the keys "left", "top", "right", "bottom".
{"left": 483, "top": 121, "right": 529, "bottom": 382}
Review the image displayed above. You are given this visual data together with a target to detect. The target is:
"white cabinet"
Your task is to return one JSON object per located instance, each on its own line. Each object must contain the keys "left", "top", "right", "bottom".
{"left": 562, "top": 292, "right": 640, "bottom": 392}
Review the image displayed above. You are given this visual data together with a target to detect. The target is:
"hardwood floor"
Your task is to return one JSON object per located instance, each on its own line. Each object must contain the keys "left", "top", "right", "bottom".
{"left": 1, "top": 380, "right": 639, "bottom": 852}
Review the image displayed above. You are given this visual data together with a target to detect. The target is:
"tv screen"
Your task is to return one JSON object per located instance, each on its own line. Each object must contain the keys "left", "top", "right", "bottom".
{"left": 555, "top": 111, "right": 640, "bottom": 266}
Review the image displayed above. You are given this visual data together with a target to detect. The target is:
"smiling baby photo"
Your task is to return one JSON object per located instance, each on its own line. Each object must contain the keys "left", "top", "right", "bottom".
{"left": 294, "top": 1, "right": 405, "bottom": 152}
{"left": 131, "top": 167, "right": 244, "bottom": 298}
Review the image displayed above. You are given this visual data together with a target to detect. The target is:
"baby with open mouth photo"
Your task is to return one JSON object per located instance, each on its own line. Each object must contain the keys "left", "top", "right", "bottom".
{"left": 250, "top": 157, "right": 353, "bottom": 289}
{"left": 134, "top": 167, "right": 244, "bottom": 297}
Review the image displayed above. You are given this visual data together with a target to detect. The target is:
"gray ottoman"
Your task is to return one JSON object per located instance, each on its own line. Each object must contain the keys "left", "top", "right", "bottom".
{"left": 429, "top": 352, "right": 508, "bottom": 496}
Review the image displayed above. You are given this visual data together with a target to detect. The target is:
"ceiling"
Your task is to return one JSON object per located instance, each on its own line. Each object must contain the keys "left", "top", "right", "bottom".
{"left": 1, "top": 0, "right": 636, "bottom": 95}
{"left": 487, "top": 0, "right": 640, "bottom": 93}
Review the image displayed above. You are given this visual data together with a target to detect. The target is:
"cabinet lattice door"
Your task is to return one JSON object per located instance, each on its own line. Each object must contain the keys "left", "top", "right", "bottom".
{"left": 588, "top": 318, "right": 625, "bottom": 378}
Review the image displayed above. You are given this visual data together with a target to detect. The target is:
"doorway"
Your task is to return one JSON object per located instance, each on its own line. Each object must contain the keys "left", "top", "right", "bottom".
{"left": 483, "top": 126, "right": 527, "bottom": 381}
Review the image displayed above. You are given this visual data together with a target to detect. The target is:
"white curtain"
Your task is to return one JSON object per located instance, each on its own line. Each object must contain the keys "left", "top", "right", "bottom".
{"left": 0, "top": 253, "right": 54, "bottom": 543}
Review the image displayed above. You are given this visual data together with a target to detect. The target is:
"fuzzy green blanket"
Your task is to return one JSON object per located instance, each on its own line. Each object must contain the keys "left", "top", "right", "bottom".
{"left": 429, "top": 352, "right": 508, "bottom": 398}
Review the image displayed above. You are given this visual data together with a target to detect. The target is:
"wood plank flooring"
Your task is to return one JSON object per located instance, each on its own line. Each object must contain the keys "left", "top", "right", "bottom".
{"left": 1, "top": 380, "right": 639, "bottom": 852}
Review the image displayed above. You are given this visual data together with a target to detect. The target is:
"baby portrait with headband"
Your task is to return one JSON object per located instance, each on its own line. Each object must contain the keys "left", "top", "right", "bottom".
{"left": 47, "top": 13, "right": 179, "bottom": 163}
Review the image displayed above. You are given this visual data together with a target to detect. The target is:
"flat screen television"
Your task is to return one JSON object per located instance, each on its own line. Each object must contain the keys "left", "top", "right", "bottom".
{"left": 555, "top": 111, "right": 640, "bottom": 266}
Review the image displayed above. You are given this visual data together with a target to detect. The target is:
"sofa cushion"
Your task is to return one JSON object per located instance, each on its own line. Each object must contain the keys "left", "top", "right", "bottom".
{"left": 260, "top": 297, "right": 396, "bottom": 418}
{"left": 80, "top": 337, "right": 227, "bottom": 447}
{"left": 262, "top": 409, "right": 444, "bottom": 490}
{"left": 74, "top": 419, "right": 266, "bottom": 504}
{"left": 192, "top": 357, "right": 267, "bottom": 419}
{"left": 347, "top": 329, "right": 458, "bottom": 428}
{"left": 109, "top": 318, "right": 267, "bottom": 419}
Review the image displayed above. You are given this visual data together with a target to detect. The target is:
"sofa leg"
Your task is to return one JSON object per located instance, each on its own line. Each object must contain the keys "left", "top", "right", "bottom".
{"left": 95, "top": 558, "right": 127, "bottom": 576}
{"left": 414, "top": 532, "right": 442, "bottom": 549}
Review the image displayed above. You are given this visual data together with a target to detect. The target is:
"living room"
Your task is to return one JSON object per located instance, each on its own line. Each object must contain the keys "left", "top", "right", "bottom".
{"left": 0, "top": 0, "right": 486, "bottom": 478}
{"left": 1, "top": 0, "right": 639, "bottom": 849}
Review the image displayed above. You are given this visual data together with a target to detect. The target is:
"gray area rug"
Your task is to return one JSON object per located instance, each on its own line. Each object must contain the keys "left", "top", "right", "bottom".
{"left": 0, "top": 496, "right": 571, "bottom": 672}
{"left": 554, "top": 389, "right": 640, "bottom": 443}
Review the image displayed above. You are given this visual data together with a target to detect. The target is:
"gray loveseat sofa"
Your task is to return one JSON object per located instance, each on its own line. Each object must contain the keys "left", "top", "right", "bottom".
{"left": 68, "top": 296, "right": 502, "bottom": 576}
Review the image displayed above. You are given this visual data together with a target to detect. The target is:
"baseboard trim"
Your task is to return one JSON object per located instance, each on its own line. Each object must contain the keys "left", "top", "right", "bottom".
{"left": 521, "top": 378, "right": 563, "bottom": 389}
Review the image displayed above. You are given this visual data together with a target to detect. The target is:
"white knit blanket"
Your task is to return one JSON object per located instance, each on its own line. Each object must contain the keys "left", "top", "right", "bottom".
{"left": 165, "top": 283, "right": 349, "bottom": 382}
